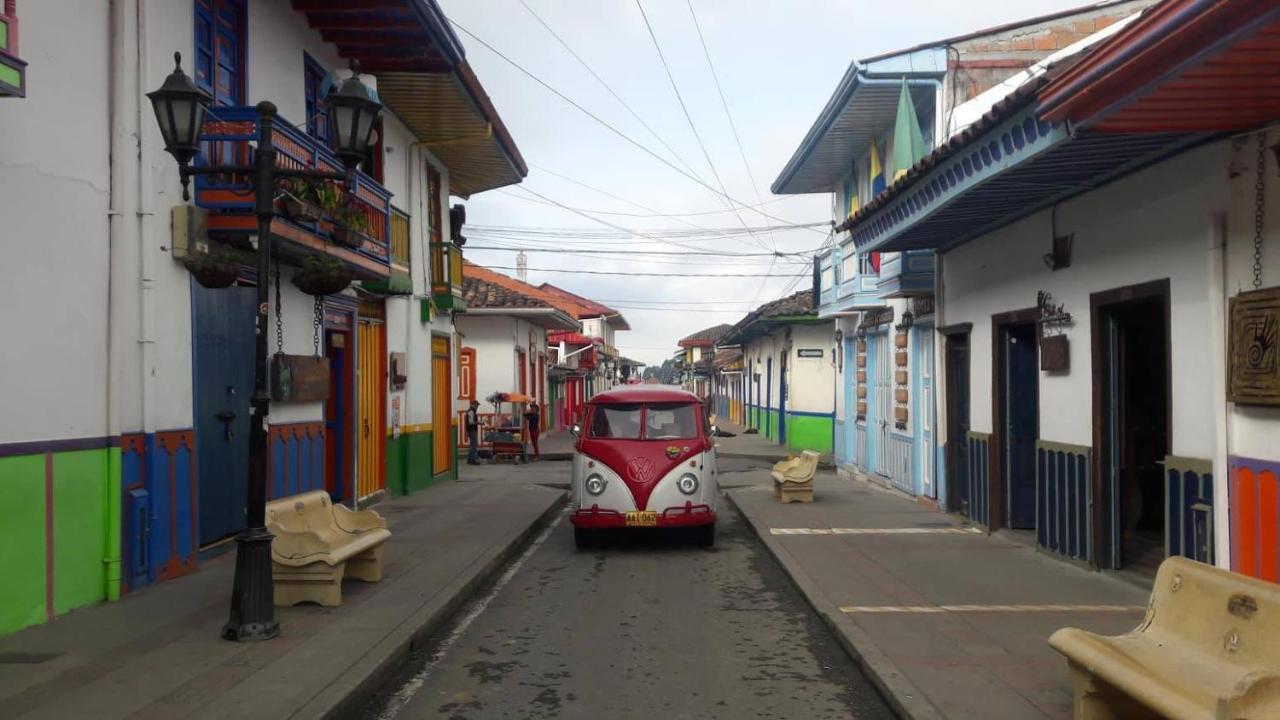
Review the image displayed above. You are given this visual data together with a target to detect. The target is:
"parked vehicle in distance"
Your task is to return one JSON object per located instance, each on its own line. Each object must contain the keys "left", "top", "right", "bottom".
{"left": 569, "top": 385, "right": 718, "bottom": 547}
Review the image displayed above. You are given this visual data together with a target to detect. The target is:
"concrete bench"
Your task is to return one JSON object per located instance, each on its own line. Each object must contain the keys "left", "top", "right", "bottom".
{"left": 1049, "top": 556, "right": 1280, "bottom": 720}
{"left": 771, "top": 450, "right": 819, "bottom": 504}
{"left": 266, "top": 491, "right": 391, "bottom": 607}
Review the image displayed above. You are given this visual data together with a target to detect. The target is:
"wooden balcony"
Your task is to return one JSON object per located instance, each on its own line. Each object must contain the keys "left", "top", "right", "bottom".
{"left": 875, "top": 250, "right": 935, "bottom": 298}
{"left": 362, "top": 208, "right": 412, "bottom": 295}
{"left": 429, "top": 241, "right": 465, "bottom": 311}
{"left": 193, "top": 106, "right": 394, "bottom": 281}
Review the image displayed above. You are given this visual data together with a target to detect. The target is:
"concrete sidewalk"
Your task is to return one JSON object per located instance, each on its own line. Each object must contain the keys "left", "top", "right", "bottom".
{"left": 0, "top": 466, "right": 566, "bottom": 720}
{"left": 728, "top": 472, "right": 1150, "bottom": 720}
{"left": 713, "top": 420, "right": 834, "bottom": 467}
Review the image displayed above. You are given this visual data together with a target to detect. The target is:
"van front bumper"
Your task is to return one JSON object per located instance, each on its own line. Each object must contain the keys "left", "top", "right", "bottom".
{"left": 570, "top": 502, "right": 716, "bottom": 529}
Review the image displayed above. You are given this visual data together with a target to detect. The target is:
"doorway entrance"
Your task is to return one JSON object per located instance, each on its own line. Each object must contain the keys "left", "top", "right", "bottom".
{"left": 324, "top": 319, "right": 353, "bottom": 504}
{"left": 1093, "top": 280, "right": 1170, "bottom": 576}
{"left": 943, "top": 329, "right": 971, "bottom": 516}
{"left": 778, "top": 352, "right": 788, "bottom": 445}
{"left": 431, "top": 335, "right": 453, "bottom": 477}
{"left": 192, "top": 281, "right": 255, "bottom": 547}
{"left": 356, "top": 312, "right": 386, "bottom": 501}
{"left": 994, "top": 310, "right": 1039, "bottom": 531}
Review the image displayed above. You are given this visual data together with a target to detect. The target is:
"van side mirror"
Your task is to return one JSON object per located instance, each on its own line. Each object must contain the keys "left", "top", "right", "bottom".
{"left": 571, "top": 424, "right": 580, "bottom": 437}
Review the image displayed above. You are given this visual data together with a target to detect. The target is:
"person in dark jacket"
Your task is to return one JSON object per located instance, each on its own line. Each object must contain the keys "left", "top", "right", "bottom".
{"left": 465, "top": 400, "right": 481, "bottom": 465}
{"left": 524, "top": 402, "right": 541, "bottom": 460}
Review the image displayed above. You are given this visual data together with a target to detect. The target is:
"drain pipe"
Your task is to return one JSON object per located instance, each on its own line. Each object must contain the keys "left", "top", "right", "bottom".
{"left": 1209, "top": 210, "right": 1231, "bottom": 568}
{"left": 136, "top": 0, "right": 157, "bottom": 438}
{"left": 105, "top": 0, "right": 137, "bottom": 603}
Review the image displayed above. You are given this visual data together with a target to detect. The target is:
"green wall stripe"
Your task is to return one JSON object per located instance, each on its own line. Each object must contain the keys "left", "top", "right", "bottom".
{"left": 0, "top": 455, "right": 48, "bottom": 635}
{"left": 52, "top": 450, "right": 109, "bottom": 616}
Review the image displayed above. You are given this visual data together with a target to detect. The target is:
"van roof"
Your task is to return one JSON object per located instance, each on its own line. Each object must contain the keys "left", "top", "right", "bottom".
{"left": 588, "top": 385, "right": 701, "bottom": 405}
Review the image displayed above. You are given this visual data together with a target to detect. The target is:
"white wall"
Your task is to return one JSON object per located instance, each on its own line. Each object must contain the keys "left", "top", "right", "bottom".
{"left": 0, "top": 0, "right": 112, "bottom": 443}
{"left": 788, "top": 323, "right": 837, "bottom": 414}
{"left": 942, "top": 141, "right": 1227, "bottom": 459}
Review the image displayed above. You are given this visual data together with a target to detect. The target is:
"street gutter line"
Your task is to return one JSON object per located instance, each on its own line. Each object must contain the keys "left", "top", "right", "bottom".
{"left": 841, "top": 604, "right": 1146, "bottom": 614}
{"left": 373, "top": 506, "right": 569, "bottom": 720}
{"left": 770, "top": 527, "right": 982, "bottom": 535}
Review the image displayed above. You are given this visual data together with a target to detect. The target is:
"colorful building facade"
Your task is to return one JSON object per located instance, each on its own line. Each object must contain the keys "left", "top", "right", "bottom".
{"left": 0, "top": 0, "right": 524, "bottom": 635}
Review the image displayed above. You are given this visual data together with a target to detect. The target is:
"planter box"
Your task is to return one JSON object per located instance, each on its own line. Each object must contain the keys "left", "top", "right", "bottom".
{"left": 281, "top": 196, "right": 324, "bottom": 222}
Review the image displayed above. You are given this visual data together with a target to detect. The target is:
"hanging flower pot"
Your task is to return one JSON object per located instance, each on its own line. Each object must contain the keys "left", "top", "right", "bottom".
{"left": 292, "top": 255, "right": 354, "bottom": 296}
{"left": 182, "top": 243, "right": 245, "bottom": 289}
{"left": 331, "top": 205, "right": 372, "bottom": 250}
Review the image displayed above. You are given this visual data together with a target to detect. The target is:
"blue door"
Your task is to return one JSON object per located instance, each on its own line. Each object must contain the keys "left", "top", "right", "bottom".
{"left": 192, "top": 281, "right": 255, "bottom": 546}
{"left": 1003, "top": 322, "right": 1038, "bottom": 529}
{"left": 865, "top": 332, "right": 881, "bottom": 473}
{"left": 765, "top": 356, "right": 773, "bottom": 440}
{"left": 778, "top": 353, "right": 788, "bottom": 446}
{"left": 843, "top": 338, "right": 856, "bottom": 465}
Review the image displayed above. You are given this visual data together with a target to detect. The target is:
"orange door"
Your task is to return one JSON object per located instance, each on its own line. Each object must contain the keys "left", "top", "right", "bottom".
{"left": 432, "top": 336, "right": 452, "bottom": 476}
{"left": 356, "top": 318, "right": 386, "bottom": 499}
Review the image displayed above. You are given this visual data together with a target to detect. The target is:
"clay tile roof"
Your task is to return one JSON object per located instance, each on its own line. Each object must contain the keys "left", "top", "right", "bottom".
{"left": 463, "top": 262, "right": 560, "bottom": 310}
{"left": 537, "top": 284, "right": 617, "bottom": 317}
{"left": 678, "top": 324, "right": 734, "bottom": 348}
{"left": 755, "top": 289, "right": 815, "bottom": 318}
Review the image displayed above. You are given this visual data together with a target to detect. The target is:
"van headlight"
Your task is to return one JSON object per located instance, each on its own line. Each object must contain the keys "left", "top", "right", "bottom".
{"left": 585, "top": 474, "right": 607, "bottom": 495}
{"left": 677, "top": 473, "right": 699, "bottom": 495}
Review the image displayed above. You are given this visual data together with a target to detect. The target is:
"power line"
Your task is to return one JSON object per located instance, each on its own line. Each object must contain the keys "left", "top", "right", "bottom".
{"left": 634, "top": 0, "right": 771, "bottom": 253}
{"left": 494, "top": 187, "right": 802, "bottom": 219}
{"left": 464, "top": 245, "right": 806, "bottom": 258}
{"left": 483, "top": 265, "right": 807, "bottom": 278}
{"left": 447, "top": 19, "right": 825, "bottom": 234}
{"left": 515, "top": 0, "right": 706, "bottom": 182}
{"left": 687, "top": 0, "right": 776, "bottom": 252}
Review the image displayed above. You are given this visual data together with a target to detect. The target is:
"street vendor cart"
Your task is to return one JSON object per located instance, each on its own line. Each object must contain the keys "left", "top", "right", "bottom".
{"left": 484, "top": 392, "right": 534, "bottom": 464}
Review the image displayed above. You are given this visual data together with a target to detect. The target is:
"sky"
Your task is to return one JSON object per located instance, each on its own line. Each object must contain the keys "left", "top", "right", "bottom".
{"left": 437, "top": 0, "right": 1101, "bottom": 367}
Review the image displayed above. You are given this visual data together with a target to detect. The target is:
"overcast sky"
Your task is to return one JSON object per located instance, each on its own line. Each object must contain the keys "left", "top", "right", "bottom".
{"left": 438, "top": 0, "right": 1098, "bottom": 366}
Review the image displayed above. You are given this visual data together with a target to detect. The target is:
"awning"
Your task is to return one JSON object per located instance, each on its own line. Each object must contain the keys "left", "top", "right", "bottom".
{"left": 772, "top": 60, "right": 942, "bottom": 195}
{"left": 292, "top": 1, "right": 526, "bottom": 197}
{"left": 847, "top": 89, "right": 1205, "bottom": 254}
{"left": 1038, "top": 0, "right": 1280, "bottom": 133}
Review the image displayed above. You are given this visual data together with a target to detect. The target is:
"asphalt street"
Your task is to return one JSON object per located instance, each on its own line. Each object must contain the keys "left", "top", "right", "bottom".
{"left": 360, "top": 463, "right": 893, "bottom": 720}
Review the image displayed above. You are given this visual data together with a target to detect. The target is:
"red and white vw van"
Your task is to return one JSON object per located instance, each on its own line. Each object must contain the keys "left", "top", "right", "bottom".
{"left": 570, "top": 385, "right": 718, "bottom": 547}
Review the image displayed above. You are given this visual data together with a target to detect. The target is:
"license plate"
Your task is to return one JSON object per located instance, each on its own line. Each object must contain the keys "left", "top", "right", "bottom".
{"left": 625, "top": 511, "right": 659, "bottom": 527}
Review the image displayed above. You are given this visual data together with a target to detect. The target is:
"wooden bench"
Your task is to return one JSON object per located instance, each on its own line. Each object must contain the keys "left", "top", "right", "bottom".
{"left": 1049, "top": 556, "right": 1280, "bottom": 720}
{"left": 266, "top": 491, "right": 391, "bottom": 607}
{"left": 771, "top": 450, "right": 819, "bottom": 504}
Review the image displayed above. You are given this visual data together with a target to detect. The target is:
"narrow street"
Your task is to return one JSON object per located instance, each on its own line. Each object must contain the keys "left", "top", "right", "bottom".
{"left": 361, "top": 462, "right": 894, "bottom": 720}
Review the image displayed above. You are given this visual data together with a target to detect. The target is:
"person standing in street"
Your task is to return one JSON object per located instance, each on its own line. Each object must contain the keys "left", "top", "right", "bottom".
{"left": 524, "top": 401, "right": 541, "bottom": 460}
{"left": 466, "top": 400, "right": 481, "bottom": 465}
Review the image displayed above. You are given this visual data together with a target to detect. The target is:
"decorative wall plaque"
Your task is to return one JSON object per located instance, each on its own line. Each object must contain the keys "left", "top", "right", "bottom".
{"left": 1040, "top": 334, "right": 1069, "bottom": 372}
{"left": 271, "top": 354, "right": 329, "bottom": 403}
{"left": 389, "top": 351, "right": 408, "bottom": 390}
{"left": 1229, "top": 287, "right": 1280, "bottom": 406}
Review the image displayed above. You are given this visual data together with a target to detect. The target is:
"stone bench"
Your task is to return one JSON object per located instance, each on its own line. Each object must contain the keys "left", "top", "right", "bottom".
{"left": 771, "top": 450, "right": 819, "bottom": 504}
{"left": 266, "top": 491, "right": 391, "bottom": 607}
{"left": 1049, "top": 556, "right": 1280, "bottom": 719}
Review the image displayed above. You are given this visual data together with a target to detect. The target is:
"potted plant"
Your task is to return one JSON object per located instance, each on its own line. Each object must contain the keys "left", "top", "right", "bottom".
{"left": 183, "top": 242, "right": 245, "bottom": 289}
{"left": 331, "top": 205, "right": 372, "bottom": 250}
{"left": 292, "top": 254, "right": 354, "bottom": 296}
{"left": 278, "top": 178, "right": 325, "bottom": 222}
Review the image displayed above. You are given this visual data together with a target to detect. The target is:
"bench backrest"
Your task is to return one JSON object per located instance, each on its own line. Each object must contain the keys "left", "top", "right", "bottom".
{"left": 1146, "top": 556, "right": 1280, "bottom": 669}
{"left": 266, "top": 490, "right": 342, "bottom": 542}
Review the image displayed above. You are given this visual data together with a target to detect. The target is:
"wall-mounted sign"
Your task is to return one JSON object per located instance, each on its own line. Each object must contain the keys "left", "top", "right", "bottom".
{"left": 1229, "top": 287, "right": 1280, "bottom": 406}
{"left": 271, "top": 355, "right": 329, "bottom": 403}
{"left": 1041, "top": 334, "right": 1069, "bottom": 372}
{"left": 797, "top": 348, "right": 824, "bottom": 358}
{"left": 389, "top": 352, "right": 408, "bottom": 391}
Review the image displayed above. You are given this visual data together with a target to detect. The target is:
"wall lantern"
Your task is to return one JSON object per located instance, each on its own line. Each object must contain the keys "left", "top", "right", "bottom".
{"left": 835, "top": 329, "right": 844, "bottom": 344}
{"left": 326, "top": 61, "right": 383, "bottom": 171}
{"left": 147, "top": 53, "right": 212, "bottom": 170}
{"left": 898, "top": 310, "right": 914, "bottom": 330}
{"left": 856, "top": 326, "right": 867, "bottom": 339}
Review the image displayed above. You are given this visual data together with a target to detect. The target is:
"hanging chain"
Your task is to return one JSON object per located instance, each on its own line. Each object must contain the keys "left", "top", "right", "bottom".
{"left": 1254, "top": 134, "right": 1266, "bottom": 290}
{"left": 274, "top": 259, "right": 284, "bottom": 354}
{"left": 313, "top": 296, "right": 323, "bottom": 357}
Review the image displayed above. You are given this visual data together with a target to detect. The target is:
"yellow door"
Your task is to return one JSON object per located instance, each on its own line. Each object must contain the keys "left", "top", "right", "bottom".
{"left": 357, "top": 318, "right": 386, "bottom": 499}
{"left": 432, "top": 336, "right": 452, "bottom": 476}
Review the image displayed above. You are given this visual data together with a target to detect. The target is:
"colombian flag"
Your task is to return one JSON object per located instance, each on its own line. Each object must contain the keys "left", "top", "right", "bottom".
{"left": 869, "top": 136, "right": 886, "bottom": 197}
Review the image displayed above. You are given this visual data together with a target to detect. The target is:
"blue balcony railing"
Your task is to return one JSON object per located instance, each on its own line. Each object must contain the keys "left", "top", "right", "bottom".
{"left": 193, "top": 106, "right": 394, "bottom": 280}
{"left": 875, "top": 250, "right": 935, "bottom": 298}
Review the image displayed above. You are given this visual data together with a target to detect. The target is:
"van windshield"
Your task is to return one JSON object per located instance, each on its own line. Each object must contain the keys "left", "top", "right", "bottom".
{"left": 588, "top": 402, "right": 700, "bottom": 440}
{"left": 589, "top": 403, "right": 642, "bottom": 439}
{"left": 644, "top": 403, "right": 699, "bottom": 440}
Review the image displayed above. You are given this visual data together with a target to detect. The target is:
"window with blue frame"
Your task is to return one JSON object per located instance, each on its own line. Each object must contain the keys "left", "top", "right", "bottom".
{"left": 303, "top": 54, "right": 330, "bottom": 144}
{"left": 194, "top": 0, "right": 245, "bottom": 165}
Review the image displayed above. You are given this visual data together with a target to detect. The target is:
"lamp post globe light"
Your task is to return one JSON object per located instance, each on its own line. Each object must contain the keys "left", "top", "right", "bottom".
{"left": 148, "top": 53, "right": 381, "bottom": 642}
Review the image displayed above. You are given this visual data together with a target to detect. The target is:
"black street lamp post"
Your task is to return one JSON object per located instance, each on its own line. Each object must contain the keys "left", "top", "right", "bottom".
{"left": 148, "top": 53, "right": 382, "bottom": 641}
